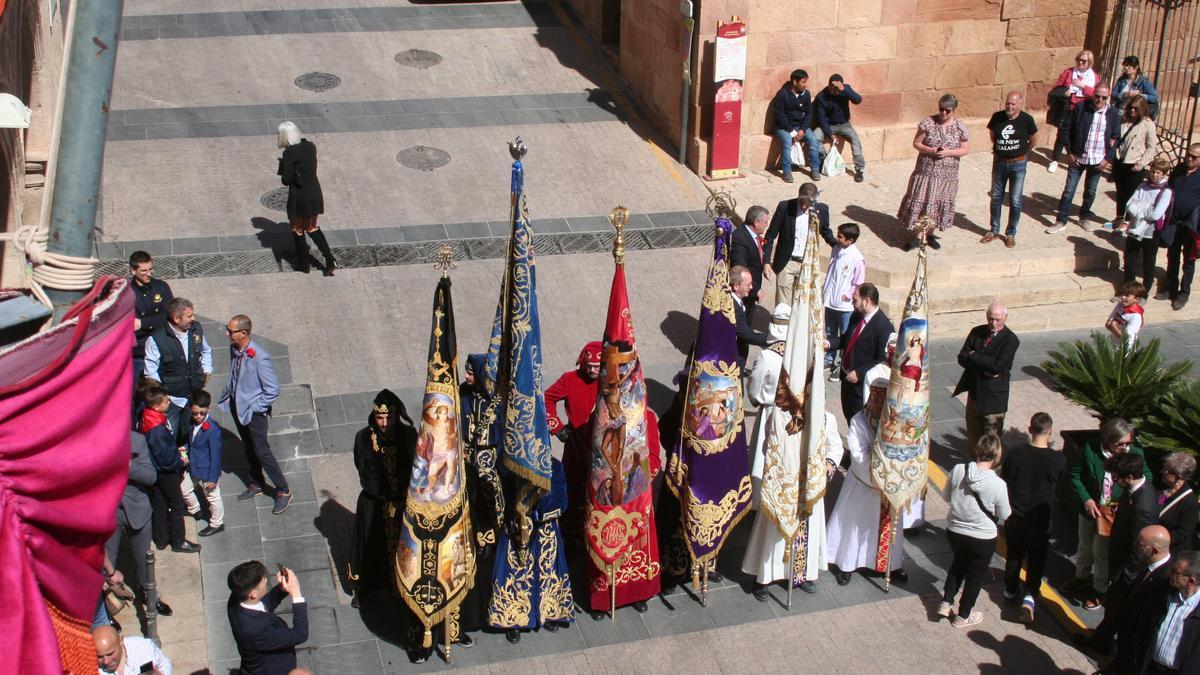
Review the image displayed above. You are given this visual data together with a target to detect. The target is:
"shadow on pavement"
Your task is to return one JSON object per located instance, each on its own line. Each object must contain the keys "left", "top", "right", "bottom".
{"left": 313, "top": 493, "right": 355, "bottom": 595}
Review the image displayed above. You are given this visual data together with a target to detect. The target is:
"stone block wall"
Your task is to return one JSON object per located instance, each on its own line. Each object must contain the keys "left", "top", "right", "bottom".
{"left": 565, "top": 0, "right": 1107, "bottom": 175}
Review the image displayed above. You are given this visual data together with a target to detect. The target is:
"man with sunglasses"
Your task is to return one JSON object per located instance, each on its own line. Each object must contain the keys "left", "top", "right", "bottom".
{"left": 218, "top": 314, "right": 290, "bottom": 515}
{"left": 1157, "top": 143, "right": 1200, "bottom": 310}
{"left": 1048, "top": 83, "right": 1121, "bottom": 235}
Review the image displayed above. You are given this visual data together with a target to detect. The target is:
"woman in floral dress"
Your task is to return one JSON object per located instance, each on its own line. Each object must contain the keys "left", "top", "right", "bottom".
{"left": 897, "top": 94, "right": 970, "bottom": 251}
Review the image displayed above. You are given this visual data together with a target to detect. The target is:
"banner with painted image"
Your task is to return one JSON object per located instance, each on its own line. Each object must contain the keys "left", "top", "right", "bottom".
{"left": 396, "top": 275, "right": 475, "bottom": 646}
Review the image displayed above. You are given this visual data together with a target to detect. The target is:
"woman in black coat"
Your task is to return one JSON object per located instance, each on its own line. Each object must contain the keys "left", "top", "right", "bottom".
{"left": 1158, "top": 452, "right": 1199, "bottom": 555}
{"left": 277, "top": 121, "right": 336, "bottom": 276}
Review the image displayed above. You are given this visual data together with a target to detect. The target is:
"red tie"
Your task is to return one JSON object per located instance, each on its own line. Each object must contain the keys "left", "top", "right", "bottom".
{"left": 983, "top": 332, "right": 996, "bottom": 348}
{"left": 844, "top": 318, "right": 867, "bottom": 369}
{"left": 755, "top": 234, "right": 765, "bottom": 262}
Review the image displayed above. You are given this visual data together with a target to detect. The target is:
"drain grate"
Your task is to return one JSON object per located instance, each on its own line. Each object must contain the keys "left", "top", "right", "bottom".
{"left": 395, "top": 49, "right": 443, "bottom": 69}
{"left": 294, "top": 72, "right": 341, "bottom": 92}
{"left": 261, "top": 187, "right": 289, "bottom": 212}
{"left": 396, "top": 146, "right": 451, "bottom": 172}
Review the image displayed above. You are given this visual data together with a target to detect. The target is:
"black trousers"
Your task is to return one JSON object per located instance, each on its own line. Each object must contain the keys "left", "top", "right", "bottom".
{"left": 151, "top": 470, "right": 187, "bottom": 547}
{"left": 1124, "top": 235, "right": 1159, "bottom": 293}
{"left": 231, "top": 399, "right": 289, "bottom": 495}
{"left": 840, "top": 379, "right": 864, "bottom": 424}
{"left": 1003, "top": 507, "right": 1052, "bottom": 598}
{"left": 1112, "top": 162, "right": 1143, "bottom": 222}
{"left": 943, "top": 530, "right": 997, "bottom": 618}
{"left": 1164, "top": 225, "right": 1197, "bottom": 298}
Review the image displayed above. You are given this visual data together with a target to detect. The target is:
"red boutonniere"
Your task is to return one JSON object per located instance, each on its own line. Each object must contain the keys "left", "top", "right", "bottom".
{"left": 201, "top": 421, "right": 211, "bottom": 431}
{"left": 245, "top": 347, "right": 256, "bottom": 359}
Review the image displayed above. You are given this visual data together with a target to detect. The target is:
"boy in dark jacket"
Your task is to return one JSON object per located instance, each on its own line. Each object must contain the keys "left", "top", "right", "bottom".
{"left": 182, "top": 389, "right": 225, "bottom": 536}
{"left": 141, "top": 386, "right": 200, "bottom": 553}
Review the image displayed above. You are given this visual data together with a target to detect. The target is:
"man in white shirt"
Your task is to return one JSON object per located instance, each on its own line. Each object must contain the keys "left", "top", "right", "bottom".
{"left": 1144, "top": 551, "right": 1200, "bottom": 674}
{"left": 144, "top": 297, "right": 213, "bottom": 442}
{"left": 765, "top": 182, "right": 835, "bottom": 306}
{"left": 94, "top": 625, "right": 172, "bottom": 675}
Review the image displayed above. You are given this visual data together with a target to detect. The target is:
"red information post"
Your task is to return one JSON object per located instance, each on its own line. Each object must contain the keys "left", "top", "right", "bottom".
{"left": 707, "top": 17, "right": 746, "bottom": 180}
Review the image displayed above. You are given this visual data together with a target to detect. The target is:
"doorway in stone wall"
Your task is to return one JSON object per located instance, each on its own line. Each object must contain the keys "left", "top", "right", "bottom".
{"left": 601, "top": 0, "right": 620, "bottom": 60}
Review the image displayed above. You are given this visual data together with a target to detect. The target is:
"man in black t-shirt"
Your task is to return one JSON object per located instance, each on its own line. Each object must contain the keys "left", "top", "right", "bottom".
{"left": 999, "top": 412, "right": 1066, "bottom": 624}
{"left": 985, "top": 91, "right": 1039, "bottom": 248}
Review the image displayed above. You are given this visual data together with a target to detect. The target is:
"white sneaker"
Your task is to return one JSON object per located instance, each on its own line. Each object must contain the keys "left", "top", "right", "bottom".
{"left": 937, "top": 601, "right": 953, "bottom": 618}
{"left": 1020, "top": 596, "right": 1036, "bottom": 624}
{"left": 1048, "top": 161, "right": 1059, "bottom": 173}
{"left": 951, "top": 612, "right": 983, "bottom": 628}
{"left": 1047, "top": 222, "right": 1068, "bottom": 234}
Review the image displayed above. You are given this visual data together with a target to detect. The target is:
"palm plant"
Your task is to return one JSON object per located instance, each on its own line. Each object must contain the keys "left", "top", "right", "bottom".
{"left": 1138, "top": 377, "right": 1200, "bottom": 457}
{"left": 1040, "top": 332, "right": 1191, "bottom": 424}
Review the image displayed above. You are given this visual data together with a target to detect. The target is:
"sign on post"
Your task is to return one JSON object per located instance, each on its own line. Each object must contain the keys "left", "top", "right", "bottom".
{"left": 707, "top": 17, "right": 746, "bottom": 180}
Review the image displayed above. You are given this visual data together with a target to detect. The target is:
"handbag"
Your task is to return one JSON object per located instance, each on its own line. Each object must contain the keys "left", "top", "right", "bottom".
{"left": 1095, "top": 503, "right": 1116, "bottom": 537}
{"left": 1047, "top": 85, "right": 1070, "bottom": 126}
{"left": 104, "top": 581, "right": 135, "bottom": 615}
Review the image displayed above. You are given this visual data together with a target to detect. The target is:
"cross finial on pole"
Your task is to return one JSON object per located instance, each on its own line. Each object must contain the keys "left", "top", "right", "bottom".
{"left": 609, "top": 205, "right": 630, "bottom": 265}
{"left": 434, "top": 244, "right": 455, "bottom": 278}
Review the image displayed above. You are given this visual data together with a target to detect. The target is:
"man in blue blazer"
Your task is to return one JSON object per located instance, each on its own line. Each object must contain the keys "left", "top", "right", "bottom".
{"left": 227, "top": 560, "right": 308, "bottom": 675}
{"left": 185, "top": 389, "right": 225, "bottom": 536}
{"left": 218, "top": 314, "right": 289, "bottom": 514}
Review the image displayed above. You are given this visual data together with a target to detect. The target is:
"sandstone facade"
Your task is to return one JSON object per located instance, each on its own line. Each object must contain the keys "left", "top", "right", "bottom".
{"left": 0, "top": 0, "right": 66, "bottom": 287}
{"left": 565, "top": 0, "right": 1114, "bottom": 176}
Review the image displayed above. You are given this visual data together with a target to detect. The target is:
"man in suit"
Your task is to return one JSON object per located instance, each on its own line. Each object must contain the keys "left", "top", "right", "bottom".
{"left": 731, "top": 265, "right": 768, "bottom": 369}
{"left": 730, "top": 205, "right": 773, "bottom": 317}
{"left": 105, "top": 431, "right": 174, "bottom": 618}
{"left": 218, "top": 314, "right": 289, "bottom": 515}
{"left": 766, "top": 182, "right": 836, "bottom": 307}
{"left": 953, "top": 302, "right": 1019, "bottom": 453}
{"left": 1086, "top": 525, "right": 1172, "bottom": 674}
{"left": 1138, "top": 550, "right": 1200, "bottom": 674}
{"left": 227, "top": 560, "right": 308, "bottom": 675}
{"left": 838, "top": 283, "right": 893, "bottom": 422}
{"left": 1108, "top": 454, "right": 1161, "bottom": 588}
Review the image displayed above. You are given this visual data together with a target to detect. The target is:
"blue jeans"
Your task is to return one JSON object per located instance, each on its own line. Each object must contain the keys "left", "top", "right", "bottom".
{"left": 989, "top": 159, "right": 1027, "bottom": 236}
{"left": 1055, "top": 161, "right": 1104, "bottom": 224}
{"left": 774, "top": 128, "right": 820, "bottom": 176}
{"left": 824, "top": 307, "right": 851, "bottom": 368}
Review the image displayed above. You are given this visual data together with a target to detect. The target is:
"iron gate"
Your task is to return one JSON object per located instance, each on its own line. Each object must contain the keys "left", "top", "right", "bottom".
{"left": 1102, "top": 0, "right": 1200, "bottom": 163}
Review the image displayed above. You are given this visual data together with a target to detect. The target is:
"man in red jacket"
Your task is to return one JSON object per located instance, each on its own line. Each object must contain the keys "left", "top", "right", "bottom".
{"left": 545, "top": 342, "right": 602, "bottom": 535}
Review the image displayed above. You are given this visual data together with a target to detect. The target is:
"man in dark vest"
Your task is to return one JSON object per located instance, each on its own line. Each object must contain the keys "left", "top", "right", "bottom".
{"left": 144, "top": 297, "right": 212, "bottom": 443}
{"left": 129, "top": 250, "right": 173, "bottom": 419}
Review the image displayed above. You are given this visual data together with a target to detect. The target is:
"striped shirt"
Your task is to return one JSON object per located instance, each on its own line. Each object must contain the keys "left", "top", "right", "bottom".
{"left": 1081, "top": 106, "right": 1110, "bottom": 165}
{"left": 1153, "top": 589, "right": 1200, "bottom": 668}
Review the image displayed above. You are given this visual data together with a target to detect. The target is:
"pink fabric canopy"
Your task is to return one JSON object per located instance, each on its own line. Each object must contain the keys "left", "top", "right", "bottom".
{"left": 0, "top": 278, "right": 133, "bottom": 673}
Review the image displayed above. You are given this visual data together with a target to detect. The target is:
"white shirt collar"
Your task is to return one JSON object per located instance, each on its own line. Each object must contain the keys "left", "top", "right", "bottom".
{"left": 1148, "top": 555, "right": 1172, "bottom": 573}
{"left": 240, "top": 600, "right": 266, "bottom": 612}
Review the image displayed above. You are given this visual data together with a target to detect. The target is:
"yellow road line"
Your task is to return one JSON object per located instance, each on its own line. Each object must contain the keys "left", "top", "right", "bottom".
{"left": 928, "top": 459, "right": 1088, "bottom": 633}
{"left": 546, "top": 0, "right": 691, "bottom": 194}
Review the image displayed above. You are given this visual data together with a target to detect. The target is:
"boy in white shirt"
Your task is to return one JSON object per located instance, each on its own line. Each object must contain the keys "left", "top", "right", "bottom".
{"left": 823, "top": 223, "right": 866, "bottom": 381}
{"left": 1105, "top": 281, "right": 1145, "bottom": 350}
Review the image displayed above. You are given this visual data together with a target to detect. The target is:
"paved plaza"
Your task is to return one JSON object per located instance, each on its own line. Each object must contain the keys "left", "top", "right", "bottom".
{"left": 97, "top": 1, "right": 1200, "bottom": 673}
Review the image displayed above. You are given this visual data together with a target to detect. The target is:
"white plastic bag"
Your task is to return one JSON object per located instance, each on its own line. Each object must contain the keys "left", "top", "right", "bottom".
{"left": 822, "top": 149, "right": 845, "bottom": 178}
{"left": 791, "top": 139, "right": 806, "bottom": 168}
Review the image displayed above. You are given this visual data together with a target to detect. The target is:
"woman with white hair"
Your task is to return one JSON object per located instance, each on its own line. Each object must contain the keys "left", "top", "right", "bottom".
{"left": 277, "top": 121, "right": 336, "bottom": 276}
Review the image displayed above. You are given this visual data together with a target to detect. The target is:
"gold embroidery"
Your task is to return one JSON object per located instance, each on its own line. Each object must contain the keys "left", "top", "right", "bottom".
{"left": 590, "top": 549, "right": 662, "bottom": 591}
{"left": 583, "top": 505, "right": 648, "bottom": 569}
{"left": 537, "top": 522, "right": 574, "bottom": 622}
{"left": 700, "top": 237, "right": 735, "bottom": 322}
{"left": 488, "top": 540, "right": 533, "bottom": 628}
{"left": 684, "top": 476, "right": 753, "bottom": 548}
{"left": 680, "top": 358, "right": 745, "bottom": 456}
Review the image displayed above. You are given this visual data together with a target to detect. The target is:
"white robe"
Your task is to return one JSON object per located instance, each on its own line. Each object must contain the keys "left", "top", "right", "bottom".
{"left": 742, "top": 412, "right": 841, "bottom": 584}
{"left": 826, "top": 412, "right": 905, "bottom": 572}
{"left": 746, "top": 345, "right": 783, "bottom": 502}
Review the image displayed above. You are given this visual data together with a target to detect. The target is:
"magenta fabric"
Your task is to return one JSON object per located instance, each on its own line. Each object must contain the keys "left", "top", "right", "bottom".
{"left": 0, "top": 278, "right": 134, "bottom": 672}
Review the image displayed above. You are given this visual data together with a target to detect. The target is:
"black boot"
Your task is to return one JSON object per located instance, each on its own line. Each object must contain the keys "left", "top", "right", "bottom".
{"left": 309, "top": 229, "right": 337, "bottom": 277}
{"left": 291, "top": 234, "right": 310, "bottom": 273}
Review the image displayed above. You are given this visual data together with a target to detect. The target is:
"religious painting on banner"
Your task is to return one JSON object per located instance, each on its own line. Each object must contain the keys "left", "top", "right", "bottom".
{"left": 396, "top": 273, "right": 475, "bottom": 649}
{"left": 666, "top": 217, "right": 753, "bottom": 600}
{"left": 871, "top": 233, "right": 931, "bottom": 576}
{"left": 584, "top": 207, "right": 663, "bottom": 614}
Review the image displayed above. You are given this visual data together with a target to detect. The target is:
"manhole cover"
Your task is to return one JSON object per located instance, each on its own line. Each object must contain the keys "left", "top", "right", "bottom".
{"left": 395, "top": 49, "right": 442, "bottom": 69}
{"left": 397, "top": 146, "right": 451, "bottom": 172}
{"left": 260, "top": 187, "right": 288, "bottom": 212}
{"left": 294, "top": 72, "right": 341, "bottom": 92}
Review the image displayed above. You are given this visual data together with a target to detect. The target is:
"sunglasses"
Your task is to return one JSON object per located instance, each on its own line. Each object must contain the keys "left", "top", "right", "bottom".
{"left": 1094, "top": 95, "right": 1110, "bottom": 100}
{"left": 225, "top": 328, "right": 247, "bottom": 336}
{"left": 939, "top": 108, "right": 954, "bottom": 113}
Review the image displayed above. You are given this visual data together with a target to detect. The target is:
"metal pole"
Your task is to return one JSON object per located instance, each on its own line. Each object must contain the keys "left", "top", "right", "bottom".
{"left": 678, "top": 5, "right": 694, "bottom": 166}
{"left": 785, "top": 542, "right": 794, "bottom": 611}
{"left": 44, "top": 0, "right": 124, "bottom": 321}
{"left": 883, "top": 518, "right": 898, "bottom": 593}
{"left": 144, "top": 549, "right": 159, "bottom": 645}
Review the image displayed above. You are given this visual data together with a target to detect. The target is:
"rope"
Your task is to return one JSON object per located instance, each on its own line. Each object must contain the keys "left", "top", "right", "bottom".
{"left": 0, "top": 220, "right": 98, "bottom": 309}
